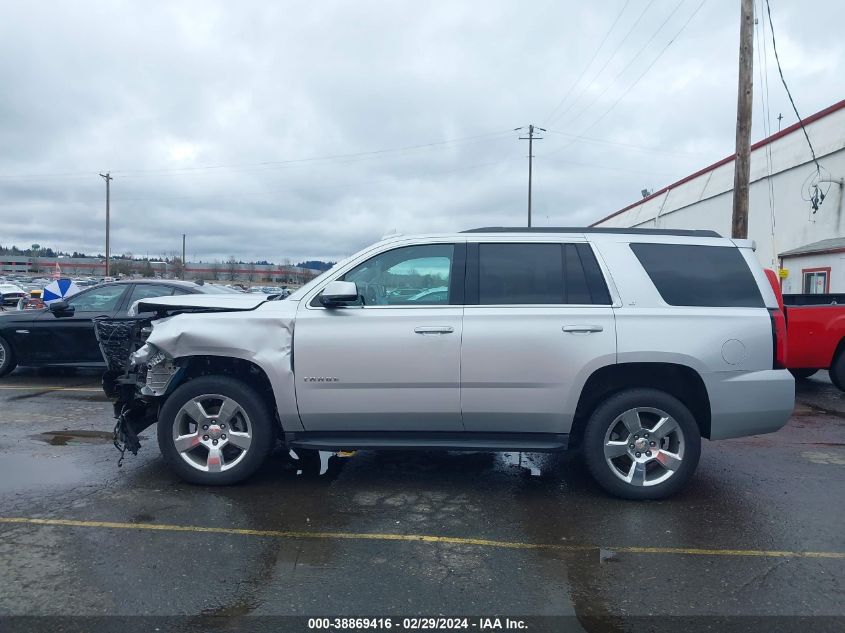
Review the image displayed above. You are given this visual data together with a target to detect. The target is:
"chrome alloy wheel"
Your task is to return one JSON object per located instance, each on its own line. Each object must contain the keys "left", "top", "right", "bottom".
{"left": 603, "top": 407, "right": 685, "bottom": 487}
{"left": 172, "top": 394, "right": 253, "bottom": 473}
{"left": 0, "top": 343, "right": 5, "bottom": 367}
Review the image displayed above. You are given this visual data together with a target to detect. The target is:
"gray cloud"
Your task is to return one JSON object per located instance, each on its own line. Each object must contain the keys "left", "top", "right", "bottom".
{"left": 1, "top": 0, "right": 843, "bottom": 262}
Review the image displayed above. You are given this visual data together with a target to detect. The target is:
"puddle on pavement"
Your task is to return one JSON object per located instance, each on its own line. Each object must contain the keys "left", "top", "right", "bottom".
{"left": 34, "top": 430, "right": 116, "bottom": 446}
{"left": 0, "top": 453, "right": 88, "bottom": 491}
{"left": 288, "top": 449, "right": 345, "bottom": 477}
{"left": 499, "top": 451, "right": 544, "bottom": 477}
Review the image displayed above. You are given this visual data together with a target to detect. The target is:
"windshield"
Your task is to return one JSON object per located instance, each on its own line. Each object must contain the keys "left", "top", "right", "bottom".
{"left": 195, "top": 284, "right": 243, "bottom": 294}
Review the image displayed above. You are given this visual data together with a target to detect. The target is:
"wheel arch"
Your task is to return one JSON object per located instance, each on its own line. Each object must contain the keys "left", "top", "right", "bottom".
{"left": 570, "top": 362, "right": 712, "bottom": 446}
{"left": 176, "top": 355, "right": 284, "bottom": 433}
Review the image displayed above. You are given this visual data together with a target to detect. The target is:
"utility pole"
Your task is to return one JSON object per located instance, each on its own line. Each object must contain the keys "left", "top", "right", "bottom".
{"left": 181, "top": 234, "right": 186, "bottom": 280}
{"left": 731, "top": 0, "right": 754, "bottom": 239}
{"left": 516, "top": 125, "right": 545, "bottom": 227}
{"left": 98, "top": 173, "right": 113, "bottom": 276}
{"left": 777, "top": 113, "right": 783, "bottom": 131}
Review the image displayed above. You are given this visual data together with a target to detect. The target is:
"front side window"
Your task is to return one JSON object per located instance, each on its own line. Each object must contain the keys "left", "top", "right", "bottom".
{"left": 67, "top": 284, "right": 128, "bottom": 312}
{"left": 342, "top": 244, "right": 454, "bottom": 306}
{"left": 127, "top": 284, "right": 176, "bottom": 307}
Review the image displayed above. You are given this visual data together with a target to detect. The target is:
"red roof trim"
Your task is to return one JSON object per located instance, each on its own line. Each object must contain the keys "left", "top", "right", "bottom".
{"left": 591, "top": 98, "right": 845, "bottom": 226}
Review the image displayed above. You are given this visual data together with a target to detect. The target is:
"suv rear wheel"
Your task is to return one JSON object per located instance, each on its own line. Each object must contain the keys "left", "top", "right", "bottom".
{"left": 583, "top": 388, "right": 701, "bottom": 500}
{"left": 157, "top": 375, "right": 275, "bottom": 485}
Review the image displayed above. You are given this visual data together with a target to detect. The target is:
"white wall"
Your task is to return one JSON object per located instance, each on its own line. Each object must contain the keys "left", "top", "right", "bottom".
{"left": 595, "top": 103, "right": 845, "bottom": 270}
{"left": 780, "top": 251, "right": 845, "bottom": 294}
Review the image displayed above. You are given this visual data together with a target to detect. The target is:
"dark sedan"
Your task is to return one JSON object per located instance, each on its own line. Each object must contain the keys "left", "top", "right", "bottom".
{"left": 0, "top": 280, "right": 239, "bottom": 377}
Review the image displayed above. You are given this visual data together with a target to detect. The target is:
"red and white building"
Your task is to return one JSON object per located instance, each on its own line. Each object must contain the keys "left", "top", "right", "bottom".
{"left": 593, "top": 99, "right": 845, "bottom": 294}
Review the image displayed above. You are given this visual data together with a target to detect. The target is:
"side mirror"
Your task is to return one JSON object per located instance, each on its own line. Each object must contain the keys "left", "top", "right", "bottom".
{"left": 49, "top": 301, "right": 74, "bottom": 317}
{"left": 319, "top": 280, "right": 359, "bottom": 307}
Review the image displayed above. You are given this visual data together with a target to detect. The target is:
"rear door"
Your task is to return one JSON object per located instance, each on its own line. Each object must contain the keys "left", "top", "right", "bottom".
{"left": 460, "top": 241, "right": 617, "bottom": 433}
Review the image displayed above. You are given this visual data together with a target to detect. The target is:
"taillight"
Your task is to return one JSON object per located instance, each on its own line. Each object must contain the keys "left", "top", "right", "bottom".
{"left": 769, "top": 308, "right": 787, "bottom": 369}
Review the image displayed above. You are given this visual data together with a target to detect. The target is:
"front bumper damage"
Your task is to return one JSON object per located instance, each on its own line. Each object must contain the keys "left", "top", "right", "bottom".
{"left": 95, "top": 317, "right": 182, "bottom": 463}
{"left": 94, "top": 298, "right": 297, "bottom": 465}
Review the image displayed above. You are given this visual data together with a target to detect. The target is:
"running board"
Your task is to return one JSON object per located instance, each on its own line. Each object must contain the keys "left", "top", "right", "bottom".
{"left": 286, "top": 432, "right": 569, "bottom": 452}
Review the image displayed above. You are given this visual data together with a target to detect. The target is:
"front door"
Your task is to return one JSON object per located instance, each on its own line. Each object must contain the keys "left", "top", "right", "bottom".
{"left": 461, "top": 241, "right": 617, "bottom": 434}
{"left": 294, "top": 242, "right": 465, "bottom": 432}
{"left": 29, "top": 283, "right": 130, "bottom": 364}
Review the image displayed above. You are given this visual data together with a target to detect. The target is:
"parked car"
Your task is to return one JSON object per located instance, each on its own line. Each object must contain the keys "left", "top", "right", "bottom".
{"left": 0, "top": 283, "right": 27, "bottom": 307}
{"left": 763, "top": 270, "right": 845, "bottom": 390}
{"left": 0, "top": 280, "right": 239, "bottom": 376}
{"left": 100, "top": 228, "right": 794, "bottom": 499}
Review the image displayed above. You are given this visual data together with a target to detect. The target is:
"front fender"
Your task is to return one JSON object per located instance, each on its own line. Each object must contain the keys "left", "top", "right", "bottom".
{"left": 145, "top": 304, "right": 302, "bottom": 431}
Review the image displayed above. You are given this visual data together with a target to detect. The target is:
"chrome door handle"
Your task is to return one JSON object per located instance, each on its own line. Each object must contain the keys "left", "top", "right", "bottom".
{"left": 414, "top": 326, "right": 455, "bottom": 335}
{"left": 562, "top": 325, "right": 603, "bottom": 333}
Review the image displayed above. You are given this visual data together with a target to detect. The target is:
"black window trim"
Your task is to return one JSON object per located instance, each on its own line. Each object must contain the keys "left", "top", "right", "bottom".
{"left": 465, "top": 241, "right": 613, "bottom": 307}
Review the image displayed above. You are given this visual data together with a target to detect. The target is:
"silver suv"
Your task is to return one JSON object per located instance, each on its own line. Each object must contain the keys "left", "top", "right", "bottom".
{"left": 102, "top": 227, "right": 794, "bottom": 499}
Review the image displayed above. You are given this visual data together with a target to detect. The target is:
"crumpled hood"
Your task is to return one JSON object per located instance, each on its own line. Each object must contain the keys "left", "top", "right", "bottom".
{"left": 130, "top": 293, "right": 267, "bottom": 316}
{"left": 140, "top": 299, "right": 304, "bottom": 431}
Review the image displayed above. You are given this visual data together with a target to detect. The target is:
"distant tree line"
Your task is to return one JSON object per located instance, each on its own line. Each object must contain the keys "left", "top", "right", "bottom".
{"left": 1, "top": 243, "right": 334, "bottom": 273}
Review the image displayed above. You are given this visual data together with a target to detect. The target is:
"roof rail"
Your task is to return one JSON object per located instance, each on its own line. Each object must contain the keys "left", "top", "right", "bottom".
{"left": 461, "top": 227, "right": 722, "bottom": 238}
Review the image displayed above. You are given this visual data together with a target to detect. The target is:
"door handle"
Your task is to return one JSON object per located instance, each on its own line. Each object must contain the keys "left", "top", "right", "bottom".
{"left": 562, "top": 325, "right": 603, "bottom": 333}
{"left": 414, "top": 326, "right": 455, "bottom": 335}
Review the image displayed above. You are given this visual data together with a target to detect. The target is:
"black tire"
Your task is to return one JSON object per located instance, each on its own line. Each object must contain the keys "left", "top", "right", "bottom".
{"left": 157, "top": 375, "right": 275, "bottom": 485}
{"left": 582, "top": 388, "right": 701, "bottom": 500}
{"left": 789, "top": 368, "right": 818, "bottom": 380}
{"left": 830, "top": 353, "right": 845, "bottom": 392}
{"left": 0, "top": 336, "right": 17, "bottom": 377}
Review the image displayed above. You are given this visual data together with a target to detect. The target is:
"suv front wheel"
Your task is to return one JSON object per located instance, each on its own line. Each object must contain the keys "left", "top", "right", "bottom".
{"left": 583, "top": 388, "right": 701, "bottom": 500}
{"left": 157, "top": 375, "right": 275, "bottom": 485}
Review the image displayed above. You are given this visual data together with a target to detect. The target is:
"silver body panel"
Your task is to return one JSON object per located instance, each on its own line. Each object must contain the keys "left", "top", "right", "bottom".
{"left": 293, "top": 304, "right": 463, "bottom": 431}
{"left": 139, "top": 230, "right": 795, "bottom": 442}
{"left": 460, "top": 306, "right": 615, "bottom": 433}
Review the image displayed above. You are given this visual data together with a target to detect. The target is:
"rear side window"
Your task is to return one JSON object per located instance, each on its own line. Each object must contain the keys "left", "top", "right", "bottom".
{"left": 475, "top": 243, "right": 611, "bottom": 305}
{"left": 630, "top": 243, "right": 764, "bottom": 307}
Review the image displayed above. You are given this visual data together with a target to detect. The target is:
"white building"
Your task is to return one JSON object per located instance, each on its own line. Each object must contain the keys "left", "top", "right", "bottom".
{"left": 593, "top": 99, "right": 845, "bottom": 294}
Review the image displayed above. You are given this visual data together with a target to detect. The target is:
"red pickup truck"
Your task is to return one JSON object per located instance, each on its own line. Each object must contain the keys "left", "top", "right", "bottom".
{"left": 765, "top": 269, "right": 845, "bottom": 391}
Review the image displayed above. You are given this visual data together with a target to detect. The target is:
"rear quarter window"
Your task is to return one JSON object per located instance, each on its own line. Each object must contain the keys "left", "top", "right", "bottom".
{"left": 630, "top": 243, "right": 764, "bottom": 308}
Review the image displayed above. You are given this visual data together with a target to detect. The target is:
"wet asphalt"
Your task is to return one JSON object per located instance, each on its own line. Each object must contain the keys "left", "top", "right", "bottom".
{"left": 0, "top": 368, "right": 843, "bottom": 631}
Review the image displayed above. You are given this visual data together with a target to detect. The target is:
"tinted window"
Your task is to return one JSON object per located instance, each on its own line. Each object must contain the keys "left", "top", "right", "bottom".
{"left": 630, "top": 243, "right": 764, "bottom": 307}
{"left": 342, "top": 244, "right": 454, "bottom": 306}
{"left": 127, "top": 284, "right": 176, "bottom": 307}
{"left": 67, "top": 284, "right": 128, "bottom": 312}
{"left": 479, "top": 244, "right": 562, "bottom": 304}
{"left": 476, "top": 243, "right": 611, "bottom": 305}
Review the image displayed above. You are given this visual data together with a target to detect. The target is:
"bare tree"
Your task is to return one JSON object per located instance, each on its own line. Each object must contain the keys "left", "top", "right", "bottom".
{"left": 247, "top": 262, "right": 256, "bottom": 282}
{"left": 226, "top": 255, "right": 238, "bottom": 281}
{"left": 211, "top": 260, "right": 221, "bottom": 281}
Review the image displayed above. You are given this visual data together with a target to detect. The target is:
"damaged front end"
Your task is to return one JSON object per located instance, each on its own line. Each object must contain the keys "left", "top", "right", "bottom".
{"left": 94, "top": 318, "right": 185, "bottom": 464}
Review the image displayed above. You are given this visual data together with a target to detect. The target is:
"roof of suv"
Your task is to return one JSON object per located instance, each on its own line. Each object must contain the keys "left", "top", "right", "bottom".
{"left": 461, "top": 227, "right": 722, "bottom": 238}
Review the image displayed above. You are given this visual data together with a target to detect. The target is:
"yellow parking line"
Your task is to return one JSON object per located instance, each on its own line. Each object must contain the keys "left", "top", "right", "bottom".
{"left": 0, "top": 386, "right": 102, "bottom": 392}
{"left": 1, "top": 517, "right": 843, "bottom": 560}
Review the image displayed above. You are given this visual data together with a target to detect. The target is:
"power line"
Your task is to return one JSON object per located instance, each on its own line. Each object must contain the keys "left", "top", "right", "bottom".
{"left": 544, "top": 129, "right": 704, "bottom": 158}
{"left": 546, "top": 0, "right": 656, "bottom": 127}
{"left": 563, "top": 0, "right": 687, "bottom": 131}
{"left": 763, "top": 0, "right": 819, "bottom": 171}
{"left": 0, "top": 129, "right": 512, "bottom": 182}
{"left": 544, "top": 0, "right": 631, "bottom": 124}
{"left": 545, "top": 0, "right": 708, "bottom": 158}
{"left": 537, "top": 154, "right": 678, "bottom": 177}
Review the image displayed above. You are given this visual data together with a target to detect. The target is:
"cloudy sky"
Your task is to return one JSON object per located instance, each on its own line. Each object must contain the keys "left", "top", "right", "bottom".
{"left": 0, "top": 0, "right": 842, "bottom": 263}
